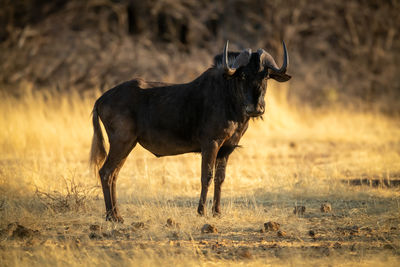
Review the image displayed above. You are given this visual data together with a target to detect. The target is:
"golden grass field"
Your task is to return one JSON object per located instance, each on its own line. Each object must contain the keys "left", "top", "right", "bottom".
{"left": 1, "top": 83, "right": 400, "bottom": 266}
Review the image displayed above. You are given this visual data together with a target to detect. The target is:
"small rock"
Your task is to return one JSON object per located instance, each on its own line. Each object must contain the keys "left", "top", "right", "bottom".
{"left": 333, "top": 242, "right": 342, "bottom": 249}
{"left": 293, "top": 206, "right": 306, "bottom": 215}
{"left": 89, "top": 224, "right": 100, "bottom": 232}
{"left": 102, "top": 232, "right": 111, "bottom": 238}
{"left": 89, "top": 232, "right": 102, "bottom": 240}
{"left": 201, "top": 224, "right": 218, "bottom": 233}
{"left": 11, "top": 225, "right": 39, "bottom": 240}
{"left": 277, "top": 230, "right": 286, "bottom": 237}
{"left": 131, "top": 222, "right": 145, "bottom": 229}
{"left": 320, "top": 203, "right": 332, "bottom": 213}
{"left": 309, "top": 230, "right": 316, "bottom": 237}
{"left": 111, "top": 229, "right": 124, "bottom": 238}
{"left": 264, "top": 221, "right": 280, "bottom": 231}
{"left": 238, "top": 248, "right": 252, "bottom": 259}
{"left": 166, "top": 218, "right": 180, "bottom": 228}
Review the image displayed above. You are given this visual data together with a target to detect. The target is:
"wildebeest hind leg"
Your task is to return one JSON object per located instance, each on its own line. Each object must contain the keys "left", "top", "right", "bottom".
{"left": 110, "top": 157, "right": 129, "bottom": 222}
{"left": 99, "top": 139, "right": 137, "bottom": 223}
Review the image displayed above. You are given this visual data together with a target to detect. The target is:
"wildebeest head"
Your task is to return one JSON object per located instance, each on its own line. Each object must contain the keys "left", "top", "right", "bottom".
{"left": 216, "top": 41, "right": 291, "bottom": 117}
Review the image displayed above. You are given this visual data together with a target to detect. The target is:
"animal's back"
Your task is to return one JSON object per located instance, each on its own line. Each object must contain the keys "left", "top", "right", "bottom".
{"left": 95, "top": 78, "right": 205, "bottom": 157}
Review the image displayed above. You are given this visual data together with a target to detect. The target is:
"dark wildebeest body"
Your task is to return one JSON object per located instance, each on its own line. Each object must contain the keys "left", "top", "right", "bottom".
{"left": 90, "top": 41, "right": 291, "bottom": 222}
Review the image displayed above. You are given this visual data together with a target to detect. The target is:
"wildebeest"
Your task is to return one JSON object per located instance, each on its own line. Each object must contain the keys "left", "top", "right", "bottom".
{"left": 90, "top": 41, "right": 291, "bottom": 222}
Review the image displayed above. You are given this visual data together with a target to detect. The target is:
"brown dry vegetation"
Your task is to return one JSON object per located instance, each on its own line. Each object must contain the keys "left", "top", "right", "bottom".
{"left": 1, "top": 0, "right": 400, "bottom": 111}
{"left": 1, "top": 0, "right": 400, "bottom": 266}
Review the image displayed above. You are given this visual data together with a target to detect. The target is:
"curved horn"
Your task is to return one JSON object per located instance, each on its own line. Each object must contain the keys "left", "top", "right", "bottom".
{"left": 258, "top": 41, "right": 289, "bottom": 73}
{"left": 280, "top": 41, "right": 288, "bottom": 73}
{"left": 223, "top": 40, "right": 235, "bottom": 76}
{"left": 223, "top": 41, "right": 252, "bottom": 76}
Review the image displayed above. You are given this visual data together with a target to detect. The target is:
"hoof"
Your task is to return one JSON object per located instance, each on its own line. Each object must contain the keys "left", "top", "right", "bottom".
{"left": 115, "top": 215, "right": 124, "bottom": 224}
{"left": 197, "top": 206, "right": 205, "bottom": 216}
{"left": 212, "top": 211, "right": 222, "bottom": 218}
{"left": 212, "top": 206, "right": 221, "bottom": 217}
{"left": 105, "top": 213, "right": 124, "bottom": 223}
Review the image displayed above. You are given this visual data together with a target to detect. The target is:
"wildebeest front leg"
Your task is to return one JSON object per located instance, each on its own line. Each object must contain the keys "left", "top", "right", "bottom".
{"left": 197, "top": 142, "right": 219, "bottom": 216}
{"left": 212, "top": 156, "right": 229, "bottom": 216}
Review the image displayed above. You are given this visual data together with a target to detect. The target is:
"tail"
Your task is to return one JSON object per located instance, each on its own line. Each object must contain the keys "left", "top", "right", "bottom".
{"left": 90, "top": 100, "right": 107, "bottom": 176}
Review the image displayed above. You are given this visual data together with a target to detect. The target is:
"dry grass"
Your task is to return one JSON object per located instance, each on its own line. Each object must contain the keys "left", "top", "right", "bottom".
{"left": 1, "top": 84, "right": 400, "bottom": 266}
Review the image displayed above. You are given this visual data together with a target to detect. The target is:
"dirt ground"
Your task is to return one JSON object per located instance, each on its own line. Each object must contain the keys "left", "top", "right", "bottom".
{"left": 1, "top": 178, "right": 399, "bottom": 266}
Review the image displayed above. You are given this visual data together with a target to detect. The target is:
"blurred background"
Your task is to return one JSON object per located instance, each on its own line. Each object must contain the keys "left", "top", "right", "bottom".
{"left": 0, "top": 0, "right": 399, "bottom": 113}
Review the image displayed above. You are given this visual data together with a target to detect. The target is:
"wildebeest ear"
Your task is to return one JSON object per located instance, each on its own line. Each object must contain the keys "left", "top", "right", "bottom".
{"left": 269, "top": 72, "right": 291, "bottom": 82}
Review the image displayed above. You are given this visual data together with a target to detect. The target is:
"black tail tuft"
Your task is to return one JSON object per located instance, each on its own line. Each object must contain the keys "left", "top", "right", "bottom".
{"left": 89, "top": 100, "right": 107, "bottom": 175}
